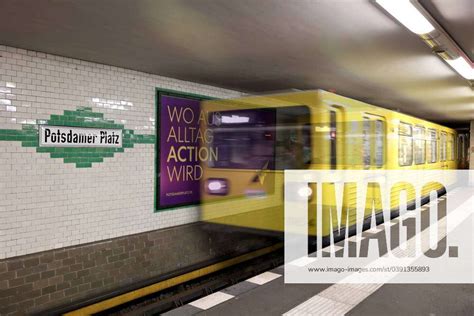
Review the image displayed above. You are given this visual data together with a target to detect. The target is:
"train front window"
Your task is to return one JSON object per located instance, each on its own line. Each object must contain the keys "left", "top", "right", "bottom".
{"left": 208, "top": 109, "right": 275, "bottom": 170}
{"left": 208, "top": 106, "right": 310, "bottom": 170}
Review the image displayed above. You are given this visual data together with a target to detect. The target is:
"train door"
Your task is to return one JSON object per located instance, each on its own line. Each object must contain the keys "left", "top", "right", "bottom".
{"left": 440, "top": 131, "right": 448, "bottom": 169}
{"left": 315, "top": 105, "right": 347, "bottom": 238}
{"left": 362, "top": 114, "right": 386, "bottom": 170}
{"left": 458, "top": 134, "right": 468, "bottom": 169}
{"left": 362, "top": 114, "right": 386, "bottom": 220}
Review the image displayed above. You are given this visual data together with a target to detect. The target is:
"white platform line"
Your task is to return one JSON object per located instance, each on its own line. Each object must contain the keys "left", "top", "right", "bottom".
{"left": 365, "top": 227, "right": 383, "bottom": 234}
{"left": 284, "top": 195, "right": 473, "bottom": 316}
{"left": 247, "top": 271, "right": 281, "bottom": 285}
{"left": 322, "top": 245, "right": 344, "bottom": 254}
{"left": 401, "top": 211, "right": 417, "bottom": 219}
{"left": 189, "top": 291, "right": 234, "bottom": 310}
{"left": 347, "top": 235, "right": 366, "bottom": 242}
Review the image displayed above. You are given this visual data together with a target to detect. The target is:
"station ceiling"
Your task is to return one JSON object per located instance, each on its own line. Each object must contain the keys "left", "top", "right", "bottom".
{"left": 0, "top": 0, "right": 472, "bottom": 124}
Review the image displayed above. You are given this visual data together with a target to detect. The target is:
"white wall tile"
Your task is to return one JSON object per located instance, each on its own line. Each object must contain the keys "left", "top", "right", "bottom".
{"left": 0, "top": 46, "right": 242, "bottom": 259}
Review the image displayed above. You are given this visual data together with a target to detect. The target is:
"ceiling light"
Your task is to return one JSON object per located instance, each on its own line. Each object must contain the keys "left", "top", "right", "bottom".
{"left": 445, "top": 57, "right": 474, "bottom": 80}
{"left": 221, "top": 115, "right": 250, "bottom": 124}
{"left": 376, "top": 0, "right": 435, "bottom": 35}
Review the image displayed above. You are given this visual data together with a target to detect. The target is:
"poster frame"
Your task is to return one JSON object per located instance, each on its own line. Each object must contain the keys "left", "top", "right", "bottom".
{"left": 154, "top": 88, "right": 215, "bottom": 212}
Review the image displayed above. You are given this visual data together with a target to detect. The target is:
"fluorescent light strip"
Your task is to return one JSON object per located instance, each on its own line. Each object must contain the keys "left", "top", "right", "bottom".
{"left": 446, "top": 57, "right": 474, "bottom": 80}
{"left": 376, "top": 0, "right": 435, "bottom": 35}
{"left": 221, "top": 115, "right": 250, "bottom": 124}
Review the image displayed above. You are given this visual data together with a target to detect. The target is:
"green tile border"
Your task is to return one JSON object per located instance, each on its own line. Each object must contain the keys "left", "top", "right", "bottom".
{"left": 0, "top": 106, "right": 155, "bottom": 168}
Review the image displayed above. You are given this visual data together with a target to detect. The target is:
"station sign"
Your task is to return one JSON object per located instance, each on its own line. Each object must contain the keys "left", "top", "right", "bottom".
{"left": 39, "top": 125, "right": 122, "bottom": 147}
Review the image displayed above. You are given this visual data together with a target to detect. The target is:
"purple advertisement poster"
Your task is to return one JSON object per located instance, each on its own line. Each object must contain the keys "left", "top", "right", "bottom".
{"left": 159, "top": 95, "right": 202, "bottom": 207}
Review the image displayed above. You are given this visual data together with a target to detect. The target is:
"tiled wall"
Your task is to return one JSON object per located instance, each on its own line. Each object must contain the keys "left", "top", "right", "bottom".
{"left": 0, "top": 45, "right": 242, "bottom": 260}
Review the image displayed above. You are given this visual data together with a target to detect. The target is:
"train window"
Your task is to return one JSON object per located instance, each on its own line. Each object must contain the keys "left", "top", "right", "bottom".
{"left": 413, "top": 126, "right": 426, "bottom": 165}
{"left": 363, "top": 118, "right": 371, "bottom": 169}
{"left": 207, "top": 106, "right": 311, "bottom": 170}
{"left": 374, "top": 120, "right": 384, "bottom": 167}
{"left": 440, "top": 132, "right": 447, "bottom": 162}
{"left": 398, "top": 122, "right": 413, "bottom": 166}
{"left": 427, "top": 129, "right": 437, "bottom": 163}
{"left": 330, "top": 111, "right": 337, "bottom": 169}
{"left": 448, "top": 134, "right": 455, "bottom": 161}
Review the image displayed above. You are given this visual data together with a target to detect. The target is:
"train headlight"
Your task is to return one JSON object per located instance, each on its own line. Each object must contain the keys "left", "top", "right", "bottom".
{"left": 206, "top": 178, "right": 229, "bottom": 195}
{"left": 298, "top": 186, "right": 313, "bottom": 198}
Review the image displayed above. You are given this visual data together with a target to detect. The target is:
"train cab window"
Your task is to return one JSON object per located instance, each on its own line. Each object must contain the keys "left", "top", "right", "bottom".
{"left": 398, "top": 122, "right": 413, "bottom": 166}
{"left": 427, "top": 129, "right": 437, "bottom": 163}
{"left": 440, "top": 132, "right": 447, "bottom": 162}
{"left": 413, "top": 126, "right": 426, "bottom": 165}
{"left": 209, "top": 109, "right": 275, "bottom": 170}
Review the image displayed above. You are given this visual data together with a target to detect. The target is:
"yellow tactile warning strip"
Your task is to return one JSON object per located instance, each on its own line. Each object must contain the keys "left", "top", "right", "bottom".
{"left": 64, "top": 243, "right": 283, "bottom": 316}
{"left": 189, "top": 291, "right": 235, "bottom": 310}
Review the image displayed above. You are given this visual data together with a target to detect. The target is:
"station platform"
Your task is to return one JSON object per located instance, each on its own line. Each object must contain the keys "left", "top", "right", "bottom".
{"left": 165, "top": 191, "right": 474, "bottom": 315}
{"left": 0, "top": 1, "right": 473, "bottom": 315}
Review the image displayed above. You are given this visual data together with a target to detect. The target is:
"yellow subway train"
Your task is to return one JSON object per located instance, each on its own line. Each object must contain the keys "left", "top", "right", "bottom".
{"left": 199, "top": 90, "right": 460, "bottom": 238}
